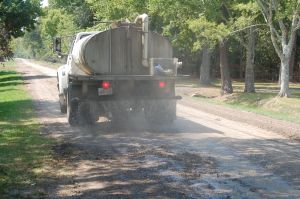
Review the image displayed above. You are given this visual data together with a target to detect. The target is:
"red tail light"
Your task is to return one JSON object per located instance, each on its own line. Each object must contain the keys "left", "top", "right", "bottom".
{"left": 159, "top": 81, "right": 166, "bottom": 88}
{"left": 102, "top": 81, "right": 111, "bottom": 90}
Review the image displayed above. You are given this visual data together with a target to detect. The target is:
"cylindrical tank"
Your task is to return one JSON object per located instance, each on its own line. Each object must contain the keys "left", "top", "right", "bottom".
{"left": 72, "top": 34, "right": 96, "bottom": 75}
{"left": 72, "top": 26, "right": 173, "bottom": 75}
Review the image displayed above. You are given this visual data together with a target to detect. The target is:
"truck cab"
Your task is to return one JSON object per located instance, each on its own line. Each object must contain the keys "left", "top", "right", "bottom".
{"left": 57, "top": 32, "right": 99, "bottom": 112}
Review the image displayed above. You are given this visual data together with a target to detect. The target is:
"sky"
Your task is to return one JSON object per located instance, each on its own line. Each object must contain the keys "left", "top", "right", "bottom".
{"left": 42, "top": 0, "right": 48, "bottom": 7}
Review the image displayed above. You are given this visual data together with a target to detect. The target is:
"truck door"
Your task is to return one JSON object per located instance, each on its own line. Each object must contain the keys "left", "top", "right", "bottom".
{"left": 67, "top": 37, "right": 76, "bottom": 66}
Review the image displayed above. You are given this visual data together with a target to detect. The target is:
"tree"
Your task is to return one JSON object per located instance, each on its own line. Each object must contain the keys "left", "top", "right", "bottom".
{"left": 189, "top": 1, "right": 234, "bottom": 94}
{"left": 231, "top": 1, "right": 261, "bottom": 93}
{"left": 256, "top": 0, "right": 300, "bottom": 97}
{"left": 87, "top": 0, "right": 148, "bottom": 21}
{"left": 149, "top": 0, "right": 230, "bottom": 86}
{"left": 244, "top": 26, "right": 256, "bottom": 92}
{"left": 200, "top": 46, "right": 212, "bottom": 85}
{"left": 189, "top": 16, "right": 231, "bottom": 89}
{"left": 0, "top": 0, "right": 41, "bottom": 59}
{"left": 219, "top": 39, "right": 233, "bottom": 94}
{"left": 40, "top": 8, "right": 77, "bottom": 54}
{"left": 12, "top": 27, "right": 45, "bottom": 59}
{"left": 148, "top": 0, "right": 205, "bottom": 80}
{"left": 49, "top": 0, "right": 94, "bottom": 29}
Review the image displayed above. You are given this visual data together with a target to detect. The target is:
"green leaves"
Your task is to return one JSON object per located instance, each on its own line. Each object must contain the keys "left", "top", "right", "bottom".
{"left": 39, "top": 8, "right": 76, "bottom": 55}
{"left": 232, "top": 2, "right": 260, "bottom": 28}
{"left": 40, "top": 8, "right": 76, "bottom": 38}
{"left": 188, "top": 16, "right": 231, "bottom": 51}
{"left": 87, "top": 0, "right": 147, "bottom": 21}
{"left": 49, "top": 0, "right": 93, "bottom": 28}
{"left": 0, "top": 0, "right": 41, "bottom": 58}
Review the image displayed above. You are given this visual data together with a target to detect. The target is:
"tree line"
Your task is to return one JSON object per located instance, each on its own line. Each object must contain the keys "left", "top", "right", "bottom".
{"left": 3, "top": 0, "right": 300, "bottom": 97}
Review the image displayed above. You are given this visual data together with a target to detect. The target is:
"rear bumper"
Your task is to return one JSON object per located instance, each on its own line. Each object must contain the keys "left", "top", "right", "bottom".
{"left": 69, "top": 74, "right": 178, "bottom": 81}
{"left": 78, "top": 95, "right": 181, "bottom": 103}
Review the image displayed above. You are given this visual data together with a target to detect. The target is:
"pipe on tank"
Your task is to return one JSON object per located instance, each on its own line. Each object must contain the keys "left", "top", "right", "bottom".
{"left": 134, "top": 13, "right": 149, "bottom": 67}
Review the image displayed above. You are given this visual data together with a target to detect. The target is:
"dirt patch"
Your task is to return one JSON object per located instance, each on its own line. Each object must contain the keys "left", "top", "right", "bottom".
{"left": 52, "top": 142, "right": 77, "bottom": 157}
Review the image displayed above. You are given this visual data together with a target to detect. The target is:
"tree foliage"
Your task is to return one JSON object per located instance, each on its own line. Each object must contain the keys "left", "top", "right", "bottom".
{"left": 49, "top": 0, "right": 93, "bottom": 28}
{"left": 0, "top": 0, "right": 41, "bottom": 59}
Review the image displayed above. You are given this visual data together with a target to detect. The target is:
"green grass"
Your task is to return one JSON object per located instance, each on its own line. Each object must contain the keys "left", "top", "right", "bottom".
{"left": 191, "top": 89, "right": 300, "bottom": 124}
{"left": 0, "top": 61, "right": 53, "bottom": 196}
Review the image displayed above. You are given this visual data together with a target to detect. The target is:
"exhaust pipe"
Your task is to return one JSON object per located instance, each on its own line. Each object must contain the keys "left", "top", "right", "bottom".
{"left": 135, "top": 14, "right": 149, "bottom": 67}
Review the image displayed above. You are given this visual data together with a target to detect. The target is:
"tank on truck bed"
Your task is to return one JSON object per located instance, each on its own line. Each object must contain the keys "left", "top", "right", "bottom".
{"left": 55, "top": 14, "right": 182, "bottom": 126}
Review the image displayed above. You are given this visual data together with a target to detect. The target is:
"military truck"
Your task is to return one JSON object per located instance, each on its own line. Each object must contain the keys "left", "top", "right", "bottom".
{"left": 55, "top": 14, "right": 182, "bottom": 125}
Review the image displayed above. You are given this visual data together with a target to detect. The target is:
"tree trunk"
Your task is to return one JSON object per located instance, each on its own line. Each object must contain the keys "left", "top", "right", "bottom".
{"left": 244, "top": 27, "right": 256, "bottom": 93}
{"left": 278, "top": 51, "right": 290, "bottom": 97}
{"left": 289, "top": 36, "right": 296, "bottom": 81}
{"left": 278, "top": 65, "right": 281, "bottom": 85}
{"left": 278, "top": 27, "right": 298, "bottom": 97}
{"left": 239, "top": 47, "right": 244, "bottom": 81}
{"left": 219, "top": 40, "right": 233, "bottom": 95}
{"left": 200, "top": 46, "right": 212, "bottom": 85}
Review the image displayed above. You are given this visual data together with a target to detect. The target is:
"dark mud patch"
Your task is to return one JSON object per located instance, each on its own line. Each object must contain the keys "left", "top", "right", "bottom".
{"left": 52, "top": 142, "right": 77, "bottom": 157}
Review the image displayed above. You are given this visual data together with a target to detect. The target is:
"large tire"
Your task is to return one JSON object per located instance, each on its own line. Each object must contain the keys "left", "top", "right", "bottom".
{"left": 67, "top": 91, "right": 79, "bottom": 126}
{"left": 57, "top": 74, "right": 67, "bottom": 114}
{"left": 145, "top": 101, "right": 176, "bottom": 125}
{"left": 59, "top": 95, "right": 67, "bottom": 114}
{"left": 78, "top": 102, "right": 97, "bottom": 126}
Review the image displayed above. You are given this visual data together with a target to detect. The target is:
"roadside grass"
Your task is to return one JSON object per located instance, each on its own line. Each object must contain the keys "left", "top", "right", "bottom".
{"left": 0, "top": 61, "right": 53, "bottom": 197}
{"left": 215, "top": 92, "right": 300, "bottom": 124}
{"left": 178, "top": 78, "right": 300, "bottom": 124}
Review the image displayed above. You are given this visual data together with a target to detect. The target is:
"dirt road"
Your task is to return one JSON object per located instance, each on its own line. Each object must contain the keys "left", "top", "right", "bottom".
{"left": 17, "top": 59, "right": 300, "bottom": 198}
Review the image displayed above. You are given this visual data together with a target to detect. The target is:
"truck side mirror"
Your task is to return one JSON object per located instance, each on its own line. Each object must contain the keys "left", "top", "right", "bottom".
{"left": 54, "top": 37, "right": 62, "bottom": 53}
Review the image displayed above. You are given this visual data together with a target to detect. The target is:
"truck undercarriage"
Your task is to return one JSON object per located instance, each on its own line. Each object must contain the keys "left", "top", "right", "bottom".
{"left": 60, "top": 75, "right": 179, "bottom": 126}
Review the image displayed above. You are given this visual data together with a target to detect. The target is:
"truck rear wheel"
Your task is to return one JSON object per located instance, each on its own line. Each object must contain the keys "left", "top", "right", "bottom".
{"left": 145, "top": 101, "right": 176, "bottom": 125}
{"left": 60, "top": 104, "right": 67, "bottom": 114}
{"left": 78, "top": 102, "right": 97, "bottom": 125}
{"left": 67, "top": 91, "right": 79, "bottom": 126}
{"left": 59, "top": 96, "right": 67, "bottom": 114}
